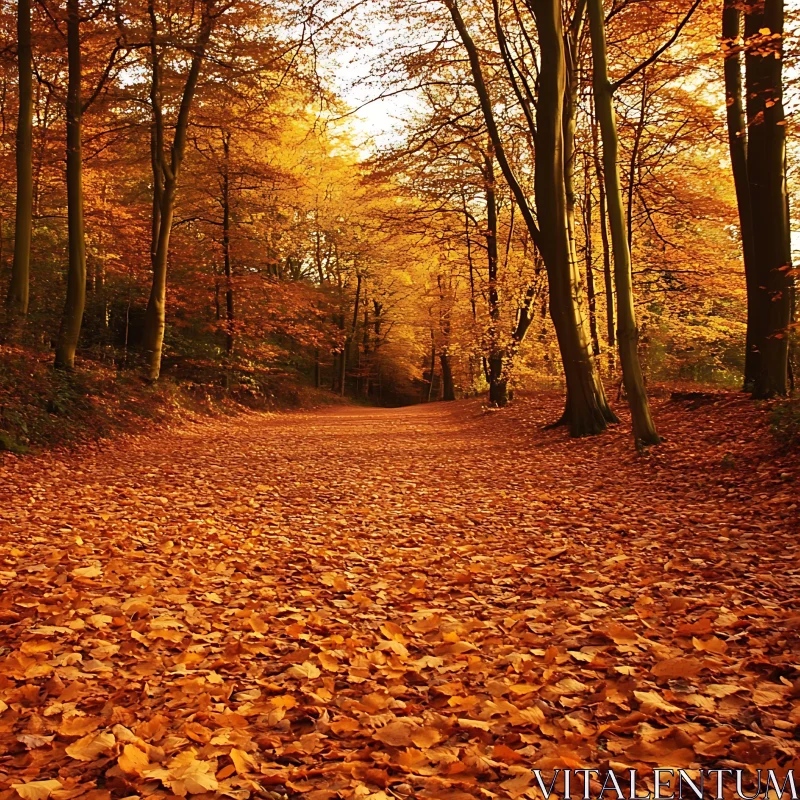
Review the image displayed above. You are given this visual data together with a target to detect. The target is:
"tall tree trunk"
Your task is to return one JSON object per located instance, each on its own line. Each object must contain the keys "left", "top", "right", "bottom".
{"left": 437, "top": 274, "right": 456, "bottom": 401}
{"left": 7, "top": 0, "right": 33, "bottom": 319}
{"left": 222, "top": 133, "right": 234, "bottom": 356}
{"left": 485, "top": 148, "right": 508, "bottom": 407}
{"left": 744, "top": 0, "right": 769, "bottom": 392}
{"left": 142, "top": 0, "right": 214, "bottom": 381}
{"left": 588, "top": 0, "right": 660, "bottom": 446}
{"left": 750, "top": 0, "right": 792, "bottom": 397}
{"left": 626, "top": 74, "right": 648, "bottom": 255}
{"left": 533, "top": 0, "right": 616, "bottom": 436}
{"left": 341, "top": 272, "right": 361, "bottom": 397}
{"left": 427, "top": 332, "right": 436, "bottom": 402}
{"left": 55, "top": 0, "right": 87, "bottom": 370}
{"left": 584, "top": 163, "right": 601, "bottom": 356}
{"left": 362, "top": 305, "right": 370, "bottom": 396}
{"left": 440, "top": 352, "right": 455, "bottom": 401}
{"left": 592, "top": 113, "right": 616, "bottom": 373}
{"left": 722, "top": 0, "right": 759, "bottom": 390}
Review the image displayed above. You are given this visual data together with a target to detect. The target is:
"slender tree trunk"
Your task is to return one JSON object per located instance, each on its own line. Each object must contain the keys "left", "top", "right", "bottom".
{"left": 437, "top": 274, "right": 456, "bottom": 401}
{"left": 485, "top": 149, "right": 508, "bottom": 407}
{"left": 222, "top": 133, "right": 234, "bottom": 356}
{"left": 751, "top": 0, "right": 792, "bottom": 397}
{"left": 142, "top": 180, "right": 176, "bottom": 377}
{"left": 592, "top": 108, "right": 616, "bottom": 374}
{"left": 427, "top": 332, "right": 436, "bottom": 402}
{"left": 584, "top": 163, "right": 601, "bottom": 356}
{"left": 440, "top": 352, "right": 455, "bottom": 401}
{"left": 588, "top": 0, "right": 660, "bottom": 446}
{"left": 722, "top": 0, "right": 760, "bottom": 390}
{"left": 341, "top": 272, "right": 361, "bottom": 397}
{"left": 533, "top": 0, "right": 616, "bottom": 435}
{"left": 55, "top": 0, "right": 87, "bottom": 370}
{"left": 142, "top": 0, "right": 214, "bottom": 381}
{"left": 362, "top": 305, "right": 370, "bottom": 396}
{"left": 626, "top": 75, "right": 648, "bottom": 255}
{"left": 563, "top": 4, "right": 585, "bottom": 309}
{"left": 744, "top": 0, "right": 769, "bottom": 391}
{"left": 7, "top": 0, "right": 33, "bottom": 319}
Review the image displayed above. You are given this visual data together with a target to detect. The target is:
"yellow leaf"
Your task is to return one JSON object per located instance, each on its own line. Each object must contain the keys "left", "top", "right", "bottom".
{"left": 65, "top": 730, "right": 116, "bottom": 761}
{"left": 230, "top": 748, "right": 256, "bottom": 774}
{"left": 318, "top": 652, "right": 340, "bottom": 672}
{"left": 58, "top": 715, "right": 101, "bottom": 737}
{"left": 692, "top": 636, "right": 728, "bottom": 654}
{"left": 72, "top": 565, "right": 102, "bottom": 578}
{"left": 634, "top": 689, "right": 682, "bottom": 714}
{"left": 248, "top": 615, "right": 267, "bottom": 633}
{"left": 508, "top": 705, "right": 545, "bottom": 726}
{"left": 12, "top": 780, "right": 63, "bottom": 800}
{"left": 288, "top": 661, "right": 321, "bottom": 680}
{"left": 410, "top": 726, "right": 442, "bottom": 749}
{"left": 380, "top": 621, "right": 406, "bottom": 642}
{"left": 118, "top": 743, "right": 150, "bottom": 776}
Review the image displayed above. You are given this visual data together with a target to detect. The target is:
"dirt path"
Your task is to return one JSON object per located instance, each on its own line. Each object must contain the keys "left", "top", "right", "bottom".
{"left": 0, "top": 396, "right": 798, "bottom": 799}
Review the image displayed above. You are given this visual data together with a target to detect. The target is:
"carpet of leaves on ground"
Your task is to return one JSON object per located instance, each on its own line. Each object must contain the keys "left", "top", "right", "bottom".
{"left": 0, "top": 391, "right": 798, "bottom": 800}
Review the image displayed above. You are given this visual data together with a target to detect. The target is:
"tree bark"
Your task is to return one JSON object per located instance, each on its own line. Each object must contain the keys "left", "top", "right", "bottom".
{"left": 222, "top": 132, "right": 234, "bottom": 355}
{"left": 7, "top": 0, "right": 33, "bottom": 319}
{"left": 142, "top": 0, "right": 215, "bottom": 381}
{"left": 533, "top": 0, "right": 616, "bottom": 436}
{"left": 485, "top": 148, "right": 508, "bottom": 407}
{"left": 592, "top": 113, "right": 616, "bottom": 373}
{"left": 588, "top": 0, "right": 660, "bottom": 446}
{"left": 744, "top": 0, "right": 769, "bottom": 391}
{"left": 584, "top": 163, "right": 601, "bottom": 356}
{"left": 440, "top": 352, "right": 455, "bottom": 401}
{"left": 55, "top": 0, "right": 87, "bottom": 370}
{"left": 722, "top": 0, "right": 759, "bottom": 390}
{"left": 751, "top": 0, "right": 792, "bottom": 397}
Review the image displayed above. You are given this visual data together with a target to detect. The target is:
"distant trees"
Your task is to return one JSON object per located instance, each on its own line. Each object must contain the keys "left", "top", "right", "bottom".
{"left": 723, "top": 0, "right": 794, "bottom": 397}
{"left": 7, "top": 0, "right": 33, "bottom": 321}
{"left": 0, "top": 0, "right": 792, "bottom": 434}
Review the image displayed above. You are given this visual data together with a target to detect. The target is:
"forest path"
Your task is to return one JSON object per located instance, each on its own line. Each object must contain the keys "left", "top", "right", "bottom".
{"left": 0, "top": 396, "right": 798, "bottom": 798}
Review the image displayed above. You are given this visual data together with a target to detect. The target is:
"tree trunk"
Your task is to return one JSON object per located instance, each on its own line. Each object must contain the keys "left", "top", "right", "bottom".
{"left": 588, "top": 0, "right": 660, "bottom": 446}
{"left": 7, "top": 0, "right": 33, "bottom": 319}
{"left": 592, "top": 114, "right": 616, "bottom": 373}
{"left": 55, "top": 0, "right": 87, "bottom": 370}
{"left": 341, "top": 272, "right": 362, "bottom": 397}
{"left": 584, "top": 164, "right": 601, "bottom": 356}
{"left": 722, "top": 0, "right": 759, "bottom": 390}
{"left": 222, "top": 133, "right": 234, "bottom": 356}
{"left": 752, "top": 0, "right": 792, "bottom": 396}
{"left": 142, "top": 0, "right": 215, "bottom": 381}
{"left": 485, "top": 148, "right": 508, "bottom": 407}
{"left": 533, "top": 0, "right": 616, "bottom": 436}
{"left": 142, "top": 180, "right": 176, "bottom": 379}
{"left": 626, "top": 74, "right": 648, "bottom": 255}
{"left": 744, "top": 1, "right": 769, "bottom": 392}
{"left": 427, "top": 333, "right": 436, "bottom": 402}
{"left": 440, "top": 352, "right": 455, "bottom": 401}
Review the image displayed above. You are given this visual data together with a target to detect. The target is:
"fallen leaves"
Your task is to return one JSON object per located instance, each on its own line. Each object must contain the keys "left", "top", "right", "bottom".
{"left": 64, "top": 731, "right": 116, "bottom": 761}
{"left": 0, "top": 395, "right": 797, "bottom": 798}
{"left": 10, "top": 781, "right": 63, "bottom": 800}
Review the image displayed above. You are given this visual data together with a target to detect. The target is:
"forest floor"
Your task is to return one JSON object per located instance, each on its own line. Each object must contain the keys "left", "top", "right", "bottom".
{"left": 0, "top": 392, "right": 798, "bottom": 800}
